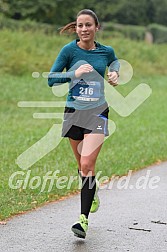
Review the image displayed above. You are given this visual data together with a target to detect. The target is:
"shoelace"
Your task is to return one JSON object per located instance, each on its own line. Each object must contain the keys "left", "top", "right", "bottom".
{"left": 80, "top": 215, "right": 88, "bottom": 225}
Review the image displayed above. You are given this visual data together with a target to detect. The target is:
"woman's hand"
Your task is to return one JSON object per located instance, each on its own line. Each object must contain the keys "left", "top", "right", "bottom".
{"left": 75, "top": 64, "right": 93, "bottom": 78}
{"left": 107, "top": 71, "right": 119, "bottom": 86}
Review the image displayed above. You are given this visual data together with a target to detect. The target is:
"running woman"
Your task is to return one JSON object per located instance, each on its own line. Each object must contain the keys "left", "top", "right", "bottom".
{"left": 48, "top": 9, "right": 119, "bottom": 239}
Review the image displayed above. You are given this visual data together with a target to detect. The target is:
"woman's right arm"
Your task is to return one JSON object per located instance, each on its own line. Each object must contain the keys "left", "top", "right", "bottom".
{"left": 48, "top": 46, "right": 75, "bottom": 87}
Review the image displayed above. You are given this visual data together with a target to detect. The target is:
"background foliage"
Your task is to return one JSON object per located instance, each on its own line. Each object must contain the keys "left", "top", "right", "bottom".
{"left": 1, "top": 0, "right": 167, "bottom": 26}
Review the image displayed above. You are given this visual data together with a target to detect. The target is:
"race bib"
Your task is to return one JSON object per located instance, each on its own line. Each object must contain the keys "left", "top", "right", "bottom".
{"left": 71, "top": 79, "right": 101, "bottom": 101}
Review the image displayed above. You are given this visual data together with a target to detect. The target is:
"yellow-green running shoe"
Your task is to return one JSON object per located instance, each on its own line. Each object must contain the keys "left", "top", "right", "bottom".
{"left": 71, "top": 214, "right": 88, "bottom": 239}
{"left": 90, "top": 180, "right": 100, "bottom": 213}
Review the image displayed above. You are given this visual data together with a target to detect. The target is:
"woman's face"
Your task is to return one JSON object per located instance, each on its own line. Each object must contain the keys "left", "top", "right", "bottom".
{"left": 76, "top": 14, "right": 97, "bottom": 43}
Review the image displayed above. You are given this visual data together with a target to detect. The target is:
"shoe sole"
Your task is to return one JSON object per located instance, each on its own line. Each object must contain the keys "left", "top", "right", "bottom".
{"left": 71, "top": 227, "right": 86, "bottom": 239}
{"left": 74, "top": 233, "right": 85, "bottom": 239}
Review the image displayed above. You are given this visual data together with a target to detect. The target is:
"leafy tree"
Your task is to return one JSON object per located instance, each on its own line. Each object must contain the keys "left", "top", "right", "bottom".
{"left": 153, "top": 0, "right": 167, "bottom": 26}
{"left": 0, "top": 0, "right": 57, "bottom": 22}
{"left": 0, "top": 0, "right": 167, "bottom": 26}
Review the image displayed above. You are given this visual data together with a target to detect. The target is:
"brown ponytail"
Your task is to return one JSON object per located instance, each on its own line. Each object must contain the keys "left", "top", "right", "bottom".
{"left": 59, "top": 21, "right": 76, "bottom": 34}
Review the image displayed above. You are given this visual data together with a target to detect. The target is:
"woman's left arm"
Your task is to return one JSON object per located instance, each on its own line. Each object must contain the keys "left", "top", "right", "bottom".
{"left": 107, "top": 48, "right": 120, "bottom": 86}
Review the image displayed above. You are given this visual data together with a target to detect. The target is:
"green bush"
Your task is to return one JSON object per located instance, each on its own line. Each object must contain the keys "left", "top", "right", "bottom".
{"left": 102, "top": 22, "right": 146, "bottom": 41}
{"left": 123, "top": 25, "right": 146, "bottom": 40}
{"left": 147, "top": 23, "right": 167, "bottom": 44}
{"left": 0, "top": 14, "right": 58, "bottom": 34}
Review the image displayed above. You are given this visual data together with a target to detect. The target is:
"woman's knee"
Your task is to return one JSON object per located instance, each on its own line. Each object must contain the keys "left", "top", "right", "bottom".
{"left": 80, "top": 159, "right": 95, "bottom": 175}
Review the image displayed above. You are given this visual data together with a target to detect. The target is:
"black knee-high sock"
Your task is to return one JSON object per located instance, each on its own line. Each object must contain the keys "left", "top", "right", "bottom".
{"left": 81, "top": 175, "right": 96, "bottom": 218}
{"left": 78, "top": 169, "right": 81, "bottom": 178}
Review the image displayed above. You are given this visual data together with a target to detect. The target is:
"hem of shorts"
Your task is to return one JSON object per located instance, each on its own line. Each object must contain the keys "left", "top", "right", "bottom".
{"left": 62, "top": 133, "right": 109, "bottom": 138}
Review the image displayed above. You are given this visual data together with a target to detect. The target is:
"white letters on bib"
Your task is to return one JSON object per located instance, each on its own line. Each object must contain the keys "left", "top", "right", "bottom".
{"left": 71, "top": 79, "right": 101, "bottom": 101}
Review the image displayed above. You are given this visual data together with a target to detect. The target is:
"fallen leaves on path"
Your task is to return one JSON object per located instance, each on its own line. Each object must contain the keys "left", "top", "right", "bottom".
{"left": 0, "top": 221, "right": 7, "bottom": 225}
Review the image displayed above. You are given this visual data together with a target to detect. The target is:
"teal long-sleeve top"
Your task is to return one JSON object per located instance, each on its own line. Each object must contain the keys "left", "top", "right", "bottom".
{"left": 48, "top": 39, "right": 119, "bottom": 110}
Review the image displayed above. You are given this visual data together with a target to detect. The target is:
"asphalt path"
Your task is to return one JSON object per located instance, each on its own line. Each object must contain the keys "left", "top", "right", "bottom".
{"left": 0, "top": 162, "right": 167, "bottom": 252}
